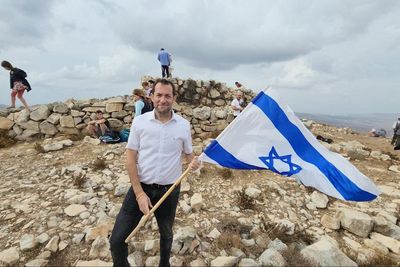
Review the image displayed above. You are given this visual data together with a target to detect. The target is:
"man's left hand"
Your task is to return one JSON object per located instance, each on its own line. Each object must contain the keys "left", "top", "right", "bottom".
{"left": 189, "top": 156, "right": 201, "bottom": 171}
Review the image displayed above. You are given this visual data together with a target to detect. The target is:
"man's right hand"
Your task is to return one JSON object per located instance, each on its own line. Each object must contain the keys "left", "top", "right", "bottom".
{"left": 137, "top": 193, "right": 153, "bottom": 215}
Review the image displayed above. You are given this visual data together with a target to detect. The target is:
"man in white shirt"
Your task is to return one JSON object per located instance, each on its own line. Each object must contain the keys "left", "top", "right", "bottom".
{"left": 110, "top": 79, "right": 200, "bottom": 267}
{"left": 231, "top": 91, "right": 244, "bottom": 117}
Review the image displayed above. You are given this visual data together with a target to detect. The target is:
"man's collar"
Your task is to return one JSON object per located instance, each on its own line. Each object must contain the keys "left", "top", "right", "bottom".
{"left": 149, "top": 110, "right": 177, "bottom": 123}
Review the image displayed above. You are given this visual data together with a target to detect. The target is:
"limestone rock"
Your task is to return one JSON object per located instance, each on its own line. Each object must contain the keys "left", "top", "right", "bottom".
{"left": 60, "top": 115, "right": 75, "bottom": 128}
{"left": 40, "top": 121, "right": 58, "bottom": 135}
{"left": 25, "top": 258, "right": 48, "bottom": 267}
{"left": 258, "top": 248, "right": 286, "bottom": 267}
{"left": 210, "top": 256, "right": 238, "bottom": 267}
{"left": 43, "top": 142, "right": 64, "bottom": 152}
{"left": 89, "top": 236, "right": 110, "bottom": 259}
{"left": 370, "top": 232, "right": 400, "bottom": 254}
{"left": 20, "top": 234, "right": 38, "bottom": 251}
{"left": 338, "top": 208, "right": 373, "bottom": 237}
{"left": 245, "top": 187, "right": 261, "bottom": 198}
{"left": 190, "top": 193, "right": 203, "bottom": 211}
{"left": 46, "top": 113, "right": 61, "bottom": 124}
{"left": 301, "top": 238, "right": 357, "bottom": 266}
{"left": 267, "top": 238, "right": 287, "bottom": 253}
{"left": 30, "top": 105, "right": 50, "bottom": 121}
{"left": 114, "top": 183, "right": 130, "bottom": 196}
{"left": 128, "top": 251, "right": 143, "bottom": 267}
{"left": 190, "top": 259, "right": 207, "bottom": 267}
{"left": 53, "top": 103, "right": 69, "bottom": 114}
{"left": 321, "top": 214, "right": 340, "bottom": 230}
{"left": 45, "top": 236, "right": 59, "bottom": 252}
{"left": 310, "top": 191, "right": 329, "bottom": 208}
{"left": 0, "top": 117, "right": 14, "bottom": 130}
{"left": 145, "top": 256, "right": 160, "bottom": 267}
{"left": 0, "top": 247, "right": 19, "bottom": 265}
{"left": 76, "top": 259, "right": 113, "bottom": 267}
{"left": 193, "top": 106, "right": 211, "bottom": 120}
{"left": 83, "top": 136, "right": 101, "bottom": 145}
{"left": 238, "top": 258, "right": 259, "bottom": 267}
{"left": 379, "top": 185, "right": 400, "bottom": 197}
{"left": 64, "top": 204, "right": 87, "bottom": 217}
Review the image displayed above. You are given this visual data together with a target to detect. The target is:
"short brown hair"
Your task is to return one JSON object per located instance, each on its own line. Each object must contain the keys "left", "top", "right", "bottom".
{"left": 141, "top": 81, "right": 149, "bottom": 87}
{"left": 153, "top": 78, "right": 176, "bottom": 96}
{"left": 1, "top": 60, "right": 13, "bottom": 69}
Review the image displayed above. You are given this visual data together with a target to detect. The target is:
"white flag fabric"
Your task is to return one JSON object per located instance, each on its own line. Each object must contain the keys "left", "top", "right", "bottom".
{"left": 199, "top": 89, "right": 379, "bottom": 201}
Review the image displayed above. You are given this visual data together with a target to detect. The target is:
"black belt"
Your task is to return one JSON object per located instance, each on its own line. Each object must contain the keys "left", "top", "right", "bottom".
{"left": 141, "top": 182, "right": 173, "bottom": 190}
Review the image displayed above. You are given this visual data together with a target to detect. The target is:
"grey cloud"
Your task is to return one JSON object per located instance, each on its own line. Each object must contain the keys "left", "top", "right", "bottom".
{"left": 107, "top": 0, "right": 398, "bottom": 70}
{"left": 0, "top": 0, "right": 55, "bottom": 51}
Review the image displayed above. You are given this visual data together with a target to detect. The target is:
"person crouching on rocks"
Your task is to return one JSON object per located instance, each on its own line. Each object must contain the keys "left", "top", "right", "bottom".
{"left": 1, "top": 60, "right": 31, "bottom": 111}
{"left": 87, "top": 110, "right": 110, "bottom": 138}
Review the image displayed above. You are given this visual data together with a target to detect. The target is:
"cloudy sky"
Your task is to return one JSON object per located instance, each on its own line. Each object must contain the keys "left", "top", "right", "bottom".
{"left": 0, "top": 0, "right": 399, "bottom": 115}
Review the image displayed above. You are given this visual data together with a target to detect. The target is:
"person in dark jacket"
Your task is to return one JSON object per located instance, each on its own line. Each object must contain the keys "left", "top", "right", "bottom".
{"left": 1, "top": 60, "right": 31, "bottom": 111}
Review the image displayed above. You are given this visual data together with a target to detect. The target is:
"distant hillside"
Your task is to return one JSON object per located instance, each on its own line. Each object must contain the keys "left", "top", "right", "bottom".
{"left": 297, "top": 112, "right": 397, "bottom": 134}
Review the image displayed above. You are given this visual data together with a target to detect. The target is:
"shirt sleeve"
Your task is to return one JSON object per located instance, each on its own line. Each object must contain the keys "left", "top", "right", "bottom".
{"left": 126, "top": 119, "right": 140, "bottom": 151}
{"left": 134, "top": 101, "right": 145, "bottom": 117}
{"left": 183, "top": 122, "right": 193, "bottom": 154}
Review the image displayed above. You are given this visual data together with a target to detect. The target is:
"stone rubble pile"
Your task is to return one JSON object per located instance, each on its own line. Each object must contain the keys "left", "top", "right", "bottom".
{"left": 1, "top": 78, "right": 400, "bottom": 266}
{"left": 0, "top": 77, "right": 255, "bottom": 141}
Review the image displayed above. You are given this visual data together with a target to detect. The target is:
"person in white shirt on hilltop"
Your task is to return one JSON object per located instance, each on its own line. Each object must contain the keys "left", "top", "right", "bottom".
{"left": 231, "top": 90, "right": 244, "bottom": 117}
{"left": 110, "top": 78, "right": 200, "bottom": 267}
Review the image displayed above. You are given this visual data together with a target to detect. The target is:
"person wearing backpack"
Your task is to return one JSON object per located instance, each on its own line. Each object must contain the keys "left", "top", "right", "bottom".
{"left": 133, "top": 89, "right": 153, "bottom": 117}
{"left": 1, "top": 60, "right": 31, "bottom": 111}
{"left": 391, "top": 117, "right": 400, "bottom": 147}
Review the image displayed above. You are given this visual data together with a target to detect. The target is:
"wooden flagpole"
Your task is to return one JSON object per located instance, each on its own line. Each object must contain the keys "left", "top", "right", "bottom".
{"left": 125, "top": 167, "right": 192, "bottom": 243}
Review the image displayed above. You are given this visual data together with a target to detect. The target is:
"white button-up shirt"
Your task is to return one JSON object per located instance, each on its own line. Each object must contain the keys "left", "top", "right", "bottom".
{"left": 126, "top": 110, "right": 193, "bottom": 185}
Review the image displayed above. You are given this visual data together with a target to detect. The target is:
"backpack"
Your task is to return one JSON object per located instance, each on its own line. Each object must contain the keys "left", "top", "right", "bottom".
{"left": 99, "top": 130, "right": 120, "bottom": 144}
{"left": 119, "top": 128, "right": 130, "bottom": 142}
{"left": 141, "top": 99, "right": 153, "bottom": 114}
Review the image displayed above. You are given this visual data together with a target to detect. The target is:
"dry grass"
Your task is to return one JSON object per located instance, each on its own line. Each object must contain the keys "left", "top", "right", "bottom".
{"left": 47, "top": 247, "right": 70, "bottom": 267}
{"left": 34, "top": 142, "right": 45, "bottom": 153}
{"left": 261, "top": 218, "right": 314, "bottom": 245}
{"left": 281, "top": 245, "right": 316, "bottom": 267}
{"left": 92, "top": 157, "right": 107, "bottom": 171}
{"left": 218, "top": 168, "right": 233, "bottom": 180}
{"left": 358, "top": 253, "right": 400, "bottom": 267}
{"left": 213, "top": 217, "right": 252, "bottom": 251}
{"left": 0, "top": 129, "right": 16, "bottom": 148}
{"left": 67, "top": 132, "right": 85, "bottom": 141}
{"left": 236, "top": 189, "right": 256, "bottom": 210}
{"left": 220, "top": 217, "right": 252, "bottom": 235}
{"left": 73, "top": 174, "right": 86, "bottom": 188}
{"left": 215, "top": 232, "right": 243, "bottom": 250}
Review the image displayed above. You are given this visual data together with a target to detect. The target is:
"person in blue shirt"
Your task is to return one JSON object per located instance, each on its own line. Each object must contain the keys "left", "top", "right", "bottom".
{"left": 133, "top": 89, "right": 153, "bottom": 117}
{"left": 157, "top": 48, "right": 172, "bottom": 78}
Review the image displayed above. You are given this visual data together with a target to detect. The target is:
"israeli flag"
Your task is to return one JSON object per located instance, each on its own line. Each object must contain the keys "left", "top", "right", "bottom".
{"left": 199, "top": 89, "right": 379, "bottom": 201}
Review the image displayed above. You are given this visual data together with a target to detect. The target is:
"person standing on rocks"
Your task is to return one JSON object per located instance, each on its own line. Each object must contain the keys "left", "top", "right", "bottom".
{"left": 1, "top": 60, "right": 31, "bottom": 111}
{"left": 157, "top": 48, "right": 172, "bottom": 78}
{"left": 231, "top": 90, "right": 244, "bottom": 118}
{"left": 110, "top": 78, "right": 200, "bottom": 267}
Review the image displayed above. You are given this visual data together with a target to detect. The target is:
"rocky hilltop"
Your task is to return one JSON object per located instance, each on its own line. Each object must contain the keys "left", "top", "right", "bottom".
{"left": 0, "top": 78, "right": 400, "bottom": 266}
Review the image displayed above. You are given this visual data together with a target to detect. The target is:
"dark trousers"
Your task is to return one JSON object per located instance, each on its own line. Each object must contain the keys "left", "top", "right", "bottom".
{"left": 161, "top": 65, "right": 170, "bottom": 78}
{"left": 109, "top": 183, "right": 180, "bottom": 267}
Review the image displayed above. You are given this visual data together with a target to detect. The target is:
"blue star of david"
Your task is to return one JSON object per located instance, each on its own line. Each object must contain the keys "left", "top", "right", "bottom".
{"left": 259, "top": 146, "right": 302, "bottom": 177}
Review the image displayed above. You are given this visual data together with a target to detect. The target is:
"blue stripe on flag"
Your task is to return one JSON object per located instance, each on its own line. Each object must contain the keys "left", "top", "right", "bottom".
{"left": 252, "top": 92, "right": 376, "bottom": 201}
{"left": 204, "top": 140, "right": 266, "bottom": 170}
